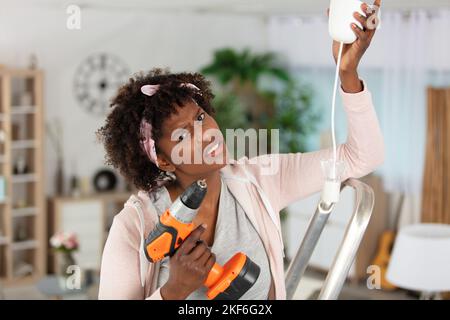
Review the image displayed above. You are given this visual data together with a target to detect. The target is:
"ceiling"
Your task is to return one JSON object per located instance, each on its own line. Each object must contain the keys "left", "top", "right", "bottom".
{"left": 7, "top": 0, "right": 450, "bottom": 15}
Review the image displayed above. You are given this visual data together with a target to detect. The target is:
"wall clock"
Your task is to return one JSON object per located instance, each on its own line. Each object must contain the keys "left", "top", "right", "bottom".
{"left": 74, "top": 53, "right": 129, "bottom": 116}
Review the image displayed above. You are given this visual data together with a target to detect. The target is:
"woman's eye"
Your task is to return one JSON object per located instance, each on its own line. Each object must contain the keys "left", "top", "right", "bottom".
{"left": 197, "top": 112, "right": 205, "bottom": 121}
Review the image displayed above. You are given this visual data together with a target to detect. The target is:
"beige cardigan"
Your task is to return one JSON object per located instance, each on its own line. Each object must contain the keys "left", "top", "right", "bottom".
{"left": 98, "top": 80, "right": 385, "bottom": 300}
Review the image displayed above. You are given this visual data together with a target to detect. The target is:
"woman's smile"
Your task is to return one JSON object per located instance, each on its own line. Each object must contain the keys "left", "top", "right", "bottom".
{"left": 205, "top": 139, "right": 223, "bottom": 158}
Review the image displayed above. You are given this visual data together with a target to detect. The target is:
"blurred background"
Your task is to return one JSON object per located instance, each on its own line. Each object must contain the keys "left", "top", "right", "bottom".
{"left": 0, "top": 0, "right": 449, "bottom": 300}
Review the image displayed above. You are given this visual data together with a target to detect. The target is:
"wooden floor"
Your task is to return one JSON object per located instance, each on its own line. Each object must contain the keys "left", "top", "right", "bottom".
{"left": 1, "top": 271, "right": 415, "bottom": 300}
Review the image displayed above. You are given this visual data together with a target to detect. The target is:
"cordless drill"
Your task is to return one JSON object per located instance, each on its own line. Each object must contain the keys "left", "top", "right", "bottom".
{"left": 144, "top": 180, "right": 260, "bottom": 300}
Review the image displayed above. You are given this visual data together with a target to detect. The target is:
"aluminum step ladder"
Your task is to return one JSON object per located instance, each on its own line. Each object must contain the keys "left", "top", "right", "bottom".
{"left": 285, "top": 178, "right": 375, "bottom": 300}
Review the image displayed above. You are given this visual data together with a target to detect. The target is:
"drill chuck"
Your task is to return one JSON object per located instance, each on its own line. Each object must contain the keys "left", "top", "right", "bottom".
{"left": 181, "top": 179, "right": 207, "bottom": 209}
{"left": 171, "top": 179, "right": 207, "bottom": 223}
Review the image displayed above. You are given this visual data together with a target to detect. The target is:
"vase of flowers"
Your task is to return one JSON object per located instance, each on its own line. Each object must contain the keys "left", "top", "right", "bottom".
{"left": 50, "top": 231, "right": 79, "bottom": 288}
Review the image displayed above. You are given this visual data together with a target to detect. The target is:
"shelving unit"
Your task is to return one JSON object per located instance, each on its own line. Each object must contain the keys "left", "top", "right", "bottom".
{"left": 0, "top": 66, "right": 46, "bottom": 285}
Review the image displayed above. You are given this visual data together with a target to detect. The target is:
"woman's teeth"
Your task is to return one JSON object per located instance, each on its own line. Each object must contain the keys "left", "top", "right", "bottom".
{"left": 208, "top": 142, "right": 220, "bottom": 155}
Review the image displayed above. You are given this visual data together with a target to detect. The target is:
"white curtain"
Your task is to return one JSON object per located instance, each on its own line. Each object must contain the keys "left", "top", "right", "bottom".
{"left": 268, "top": 9, "right": 450, "bottom": 202}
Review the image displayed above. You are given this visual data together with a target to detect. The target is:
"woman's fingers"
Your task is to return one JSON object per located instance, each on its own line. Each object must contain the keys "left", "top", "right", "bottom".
{"left": 352, "top": 0, "right": 383, "bottom": 43}
{"left": 197, "top": 249, "right": 214, "bottom": 267}
{"left": 188, "top": 240, "right": 209, "bottom": 261}
{"left": 361, "top": 1, "right": 382, "bottom": 41}
{"left": 204, "top": 253, "right": 217, "bottom": 272}
{"left": 351, "top": 23, "right": 368, "bottom": 41}
{"left": 176, "top": 224, "right": 206, "bottom": 256}
{"left": 353, "top": 12, "right": 368, "bottom": 30}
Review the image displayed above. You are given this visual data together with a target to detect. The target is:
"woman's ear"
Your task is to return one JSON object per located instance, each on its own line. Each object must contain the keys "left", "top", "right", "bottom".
{"left": 156, "top": 154, "right": 176, "bottom": 173}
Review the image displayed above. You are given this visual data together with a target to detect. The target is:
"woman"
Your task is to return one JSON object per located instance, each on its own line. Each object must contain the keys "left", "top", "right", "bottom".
{"left": 96, "top": 3, "right": 384, "bottom": 300}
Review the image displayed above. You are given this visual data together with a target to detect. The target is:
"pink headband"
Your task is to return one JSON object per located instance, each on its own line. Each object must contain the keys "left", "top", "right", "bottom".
{"left": 139, "top": 82, "right": 201, "bottom": 166}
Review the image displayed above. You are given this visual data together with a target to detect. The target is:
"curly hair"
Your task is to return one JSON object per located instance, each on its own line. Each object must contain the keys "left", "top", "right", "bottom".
{"left": 96, "top": 68, "right": 215, "bottom": 192}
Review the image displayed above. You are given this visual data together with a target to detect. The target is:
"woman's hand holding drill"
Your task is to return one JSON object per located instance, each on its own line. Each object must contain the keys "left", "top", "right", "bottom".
{"left": 160, "top": 224, "right": 216, "bottom": 300}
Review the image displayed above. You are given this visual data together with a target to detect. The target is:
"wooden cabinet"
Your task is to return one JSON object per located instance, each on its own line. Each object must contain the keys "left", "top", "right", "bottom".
{"left": 47, "top": 192, "right": 132, "bottom": 274}
{"left": 0, "top": 67, "right": 46, "bottom": 285}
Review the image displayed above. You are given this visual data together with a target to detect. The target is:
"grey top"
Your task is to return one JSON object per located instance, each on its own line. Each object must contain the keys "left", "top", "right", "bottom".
{"left": 152, "top": 179, "right": 271, "bottom": 300}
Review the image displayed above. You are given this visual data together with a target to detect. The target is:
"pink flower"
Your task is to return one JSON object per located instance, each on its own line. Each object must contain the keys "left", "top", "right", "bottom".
{"left": 50, "top": 231, "right": 79, "bottom": 252}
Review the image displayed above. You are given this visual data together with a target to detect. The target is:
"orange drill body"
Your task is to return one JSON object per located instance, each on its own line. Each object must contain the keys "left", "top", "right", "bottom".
{"left": 144, "top": 209, "right": 195, "bottom": 262}
{"left": 205, "top": 253, "right": 249, "bottom": 299}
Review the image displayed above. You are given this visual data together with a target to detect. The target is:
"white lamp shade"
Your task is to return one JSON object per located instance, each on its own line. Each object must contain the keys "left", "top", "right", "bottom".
{"left": 386, "top": 223, "right": 450, "bottom": 292}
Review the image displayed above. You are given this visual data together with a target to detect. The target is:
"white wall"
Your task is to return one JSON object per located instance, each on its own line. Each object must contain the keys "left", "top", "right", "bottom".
{"left": 0, "top": 5, "right": 268, "bottom": 195}
{"left": 268, "top": 12, "right": 450, "bottom": 71}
